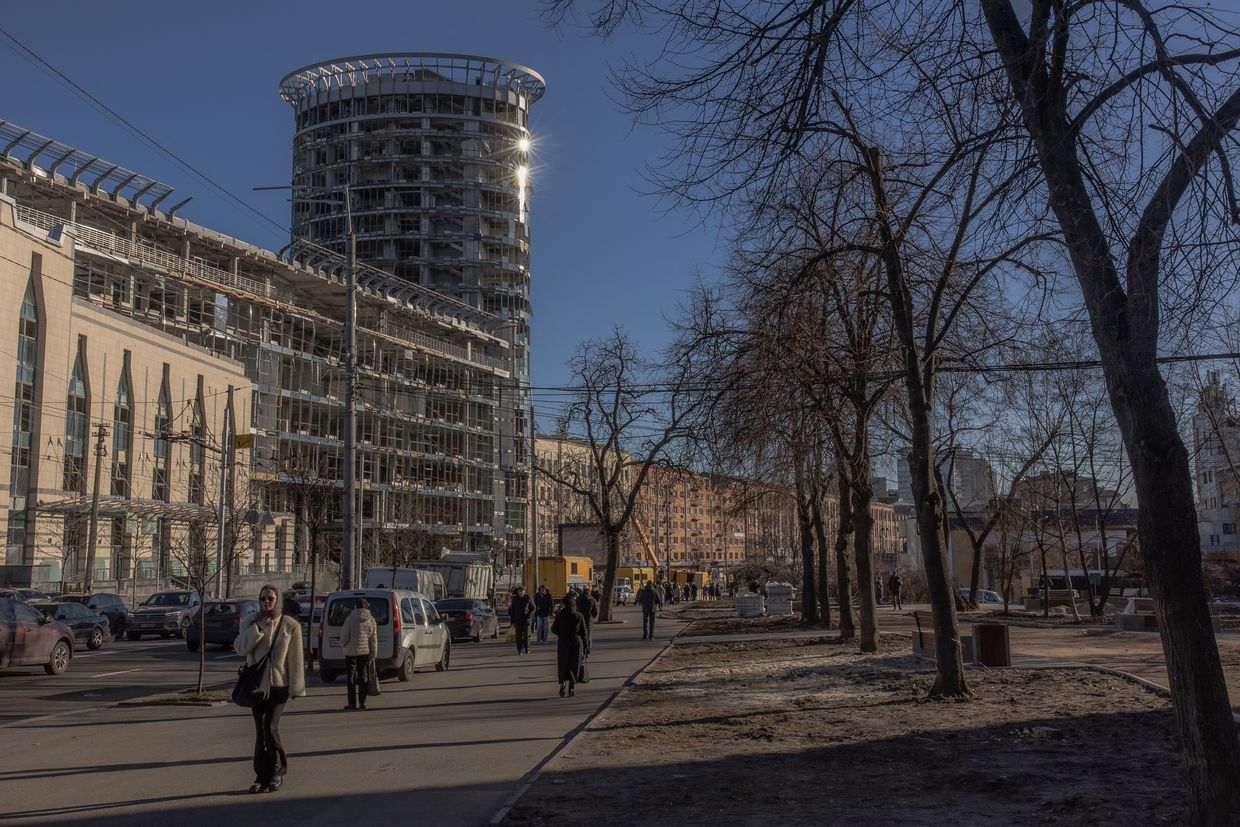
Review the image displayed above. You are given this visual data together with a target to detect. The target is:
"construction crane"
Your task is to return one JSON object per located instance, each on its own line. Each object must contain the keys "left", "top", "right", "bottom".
{"left": 631, "top": 519, "right": 662, "bottom": 570}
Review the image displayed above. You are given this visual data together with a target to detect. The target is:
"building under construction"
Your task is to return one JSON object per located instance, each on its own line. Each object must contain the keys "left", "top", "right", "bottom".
{"left": 0, "top": 104, "right": 533, "bottom": 588}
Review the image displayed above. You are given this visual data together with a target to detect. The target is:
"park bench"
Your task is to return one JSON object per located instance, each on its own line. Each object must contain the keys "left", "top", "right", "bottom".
{"left": 1023, "top": 588, "right": 1079, "bottom": 613}
{"left": 912, "top": 610, "right": 976, "bottom": 662}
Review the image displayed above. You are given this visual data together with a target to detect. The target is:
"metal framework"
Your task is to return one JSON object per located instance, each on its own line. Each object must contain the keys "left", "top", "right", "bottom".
{"left": 279, "top": 53, "right": 546, "bottom": 106}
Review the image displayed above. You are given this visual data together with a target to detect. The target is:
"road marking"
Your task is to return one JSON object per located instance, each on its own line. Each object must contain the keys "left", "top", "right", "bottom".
{"left": 89, "top": 668, "right": 141, "bottom": 679}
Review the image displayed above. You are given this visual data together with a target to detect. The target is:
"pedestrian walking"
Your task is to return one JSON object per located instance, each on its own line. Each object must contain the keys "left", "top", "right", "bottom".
{"left": 533, "top": 585, "right": 553, "bottom": 645}
{"left": 690, "top": 583, "right": 698, "bottom": 601}
{"left": 510, "top": 586, "right": 533, "bottom": 654}
{"left": 339, "top": 598, "right": 378, "bottom": 711}
{"left": 234, "top": 584, "right": 304, "bottom": 794}
{"left": 875, "top": 576, "right": 885, "bottom": 606}
{"left": 551, "top": 594, "right": 587, "bottom": 697}
{"left": 637, "top": 582, "right": 662, "bottom": 640}
{"left": 575, "top": 587, "right": 598, "bottom": 656}
{"left": 888, "top": 571, "right": 904, "bottom": 610}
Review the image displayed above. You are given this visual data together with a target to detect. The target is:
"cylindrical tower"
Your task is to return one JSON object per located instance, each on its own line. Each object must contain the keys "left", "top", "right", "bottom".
{"left": 279, "top": 53, "right": 545, "bottom": 555}
{"left": 279, "top": 53, "right": 544, "bottom": 365}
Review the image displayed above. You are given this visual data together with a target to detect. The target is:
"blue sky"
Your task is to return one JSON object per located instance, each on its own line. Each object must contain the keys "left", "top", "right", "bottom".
{"left": 0, "top": 3, "right": 721, "bottom": 396}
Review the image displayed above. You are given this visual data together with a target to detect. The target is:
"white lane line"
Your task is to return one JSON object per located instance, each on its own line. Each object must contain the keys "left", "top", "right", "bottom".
{"left": 89, "top": 668, "right": 142, "bottom": 679}
{"left": 76, "top": 649, "right": 120, "bottom": 657}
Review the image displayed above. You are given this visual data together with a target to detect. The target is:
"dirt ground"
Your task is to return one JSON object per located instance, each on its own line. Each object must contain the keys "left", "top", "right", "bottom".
{"left": 504, "top": 634, "right": 1185, "bottom": 826}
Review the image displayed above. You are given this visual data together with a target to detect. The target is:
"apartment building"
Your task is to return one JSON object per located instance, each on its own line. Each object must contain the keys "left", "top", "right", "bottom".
{"left": 0, "top": 120, "right": 518, "bottom": 588}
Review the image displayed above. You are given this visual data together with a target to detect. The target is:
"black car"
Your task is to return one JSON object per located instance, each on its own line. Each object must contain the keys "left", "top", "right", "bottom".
{"left": 434, "top": 598, "right": 499, "bottom": 642}
{"left": 17, "top": 589, "right": 51, "bottom": 602}
{"left": 30, "top": 602, "right": 109, "bottom": 650}
{"left": 0, "top": 590, "right": 27, "bottom": 603}
{"left": 186, "top": 599, "right": 259, "bottom": 651}
{"left": 59, "top": 593, "right": 128, "bottom": 638}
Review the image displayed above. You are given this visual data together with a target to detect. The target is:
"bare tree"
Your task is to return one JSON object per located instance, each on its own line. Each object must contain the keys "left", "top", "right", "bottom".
{"left": 535, "top": 328, "right": 703, "bottom": 621}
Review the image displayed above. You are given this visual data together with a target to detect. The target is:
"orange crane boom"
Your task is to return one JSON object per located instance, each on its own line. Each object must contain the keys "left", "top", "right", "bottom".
{"left": 631, "top": 519, "right": 662, "bottom": 569}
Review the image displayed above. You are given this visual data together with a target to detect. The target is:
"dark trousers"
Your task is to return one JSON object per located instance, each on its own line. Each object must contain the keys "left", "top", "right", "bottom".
{"left": 582, "top": 623, "right": 592, "bottom": 655}
{"left": 514, "top": 622, "right": 530, "bottom": 653}
{"left": 251, "top": 686, "right": 289, "bottom": 785}
{"left": 346, "top": 654, "right": 371, "bottom": 707}
{"left": 642, "top": 608, "right": 656, "bottom": 639}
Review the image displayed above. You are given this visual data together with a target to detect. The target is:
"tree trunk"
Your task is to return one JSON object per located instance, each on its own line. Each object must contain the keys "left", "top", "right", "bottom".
{"left": 980, "top": 2, "right": 1240, "bottom": 813}
{"left": 798, "top": 497, "right": 819, "bottom": 625}
{"left": 599, "top": 529, "right": 619, "bottom": 622}
{"left": 968, "top": 534, "right": 984, "bottom": 609}
{"left": 834, "top": 469, "right": 856, "bottom": 640}
{"left": 1117, "top": 374, "right": 1240, "bottom": 822}
{"left": 850, "top": 470, "right": 879, "bottom": 653}
{"left": 811, "top": 494, "right": 832, "bottom": 630}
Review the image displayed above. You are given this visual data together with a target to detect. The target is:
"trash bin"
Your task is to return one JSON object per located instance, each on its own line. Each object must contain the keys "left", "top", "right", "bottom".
{"left": 973, "top": 622, "right": 1010, "bottom": 667}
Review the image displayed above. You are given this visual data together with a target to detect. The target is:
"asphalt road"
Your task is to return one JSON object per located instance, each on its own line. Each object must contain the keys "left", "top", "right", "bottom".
{"left": 0, "top": 636, "right": 240, "bottom": 725}
{"left": 0, "top": 604, "right": 687, "bottom": 826}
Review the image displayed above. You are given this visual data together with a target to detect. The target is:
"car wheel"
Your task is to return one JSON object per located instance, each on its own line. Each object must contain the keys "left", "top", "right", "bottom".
{"left": 397, "top": 648, "right": 416, "bottom": 682}
{"left": 473, "top": 626, "right": 482, "bottom": 643}
{"left": 319, "top": 667, "right": 338, "bottom": 684}
{"left": 87, "top": 627, "right": 105, "bottom": 650}
{"left": 186, "top": 639, "right": 199, "bottom": 652}
{"left": 126, "top": 631, "right": 141, "bottom": 641}
{"left": 436, "top": 641, "right": 450, "bottom": 672}
{"left": 44, "top": 639, "right": 71, "bottom": 675}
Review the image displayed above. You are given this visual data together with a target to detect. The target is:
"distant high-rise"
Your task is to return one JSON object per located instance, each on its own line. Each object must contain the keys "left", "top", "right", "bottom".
{"left": 279, "top": 53, "right": 543, "bottom": 374}
{"left": 279, "top": 53, "right": 545, "bottom": 550}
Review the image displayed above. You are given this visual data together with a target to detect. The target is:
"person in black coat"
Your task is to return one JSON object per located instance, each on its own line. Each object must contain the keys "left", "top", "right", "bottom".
{"left": 574, "top": 587, "right": 599, "bottom": 656}
{"left": 637, "top": 582, "right": 662, "bottom": 640}
{"left": 509, "top": 586, "right": 534, "bottom": 655}
{"left": 551, "top": 594, "right": 586, "bottom": 697}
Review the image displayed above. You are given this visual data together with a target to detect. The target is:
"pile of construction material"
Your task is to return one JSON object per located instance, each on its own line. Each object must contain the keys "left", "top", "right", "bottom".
{"left": 736, "top": 592, "right": 765, "bottom": 617}
{"left": 766, "top": 582, "right": 795, "bottom": 616}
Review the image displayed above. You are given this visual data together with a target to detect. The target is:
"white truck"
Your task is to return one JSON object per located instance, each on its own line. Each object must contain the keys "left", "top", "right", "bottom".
{"left": 408, "top": 554, "right": 496, "bottom": 603}
{"left": 362, "top": 567, "right": 447, "bottom": 602}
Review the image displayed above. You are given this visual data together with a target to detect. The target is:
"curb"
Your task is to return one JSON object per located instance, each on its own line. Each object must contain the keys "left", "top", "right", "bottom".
{"left": 488, "top": 634, "right": 681, "bottom": 825}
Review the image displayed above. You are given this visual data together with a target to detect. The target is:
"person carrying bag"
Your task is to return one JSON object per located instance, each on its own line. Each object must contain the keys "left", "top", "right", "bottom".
{"left": 234, "top": 584, "right": 304, "bottom": 794}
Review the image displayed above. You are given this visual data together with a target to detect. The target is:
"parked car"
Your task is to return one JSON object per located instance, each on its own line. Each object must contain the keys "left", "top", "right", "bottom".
{"left": 318, "top": 589, "right": 450, "bottom": 684}
{"left": 186, "top": 599, "right": 259, "bottom": 651}
{"left": 613, "top": 585, "right": 634, "bottom": 605}
{"left": 16, "top": 589, "right": 51, "bottom": 602}
{"left": 435, "top": 598, "right": 499, "bottom": 642}
{"left": 127, "top": 590, "right": 202, "bottom": 640}
{"left": 959, "top": 587, "right": 1004, "bottom": 605}
{"left": 31, "top": 602, "right": 110, "bottom": 650}
{"left": 0, "top": 589, "right": 28, "bottom": 603}
{"left": 0, "top": 597, "right": 74, "bottom": 674}
{"left": 58, "top": 593, "right": 128, "bottom": 638}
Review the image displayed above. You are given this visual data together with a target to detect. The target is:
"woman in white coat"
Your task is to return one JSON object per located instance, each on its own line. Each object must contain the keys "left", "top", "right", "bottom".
{"left": 235, "top": 584, "right": 305, "bottom": 793}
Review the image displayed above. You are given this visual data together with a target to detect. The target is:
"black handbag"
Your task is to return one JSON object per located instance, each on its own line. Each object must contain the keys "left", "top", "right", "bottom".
{"left": 231, "top": 620, "right": 281, "bottom": 708}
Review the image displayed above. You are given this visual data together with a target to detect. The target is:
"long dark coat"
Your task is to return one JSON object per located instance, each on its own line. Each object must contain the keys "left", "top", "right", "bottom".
{"left": 551, "top": 606, "right": 586, "bottom": 684}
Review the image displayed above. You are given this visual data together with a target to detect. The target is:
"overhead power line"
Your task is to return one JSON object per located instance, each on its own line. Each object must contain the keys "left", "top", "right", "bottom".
{"left": 0, "top": 25, "right": 286, "bottom": 237}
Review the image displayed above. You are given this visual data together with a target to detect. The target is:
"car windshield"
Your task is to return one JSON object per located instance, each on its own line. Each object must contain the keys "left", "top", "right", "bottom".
{"left": 59, "top": 595, "right": 90, "bottom": 604}
{"left": 436, "top": 599, "right": 479, "bottom": 611}
{"left": 144, "top": 593, "right": 189, "bottom": 606}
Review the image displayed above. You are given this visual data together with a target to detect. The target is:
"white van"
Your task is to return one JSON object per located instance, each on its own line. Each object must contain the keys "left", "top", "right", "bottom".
{"left": 318, "top": 589, "right": 450, "bottom": 684}
{"left": 362, "top": 567, "right": 447, "bottom": 603}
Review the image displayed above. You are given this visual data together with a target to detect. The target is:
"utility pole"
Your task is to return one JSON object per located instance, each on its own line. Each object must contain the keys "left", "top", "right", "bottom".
{"left": 84, "top": 422, "right": 108, "bottom": 592}
{"left": 214, "top": 386, "right": 234, "bottom": 599}
{"left": 341, "top": 186, "right": 357, "bottom": 590}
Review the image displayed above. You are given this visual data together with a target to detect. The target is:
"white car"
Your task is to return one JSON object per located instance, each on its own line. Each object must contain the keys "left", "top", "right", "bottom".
{"left": 959, "top": 587, "right": 1004, "bottom": 605}
{"left": 614, "top": 586, "right": 634, "bottom": 605}
{"left": 318, "top": 589, "right": 450, "bottom": 683}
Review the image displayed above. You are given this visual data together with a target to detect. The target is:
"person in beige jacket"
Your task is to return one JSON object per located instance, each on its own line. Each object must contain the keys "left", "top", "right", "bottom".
{"left": 339, "top": 599, "right": 379, "bottom": 711}
{"left": 235, "top": 584, "right": 305, "bottom": 793}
